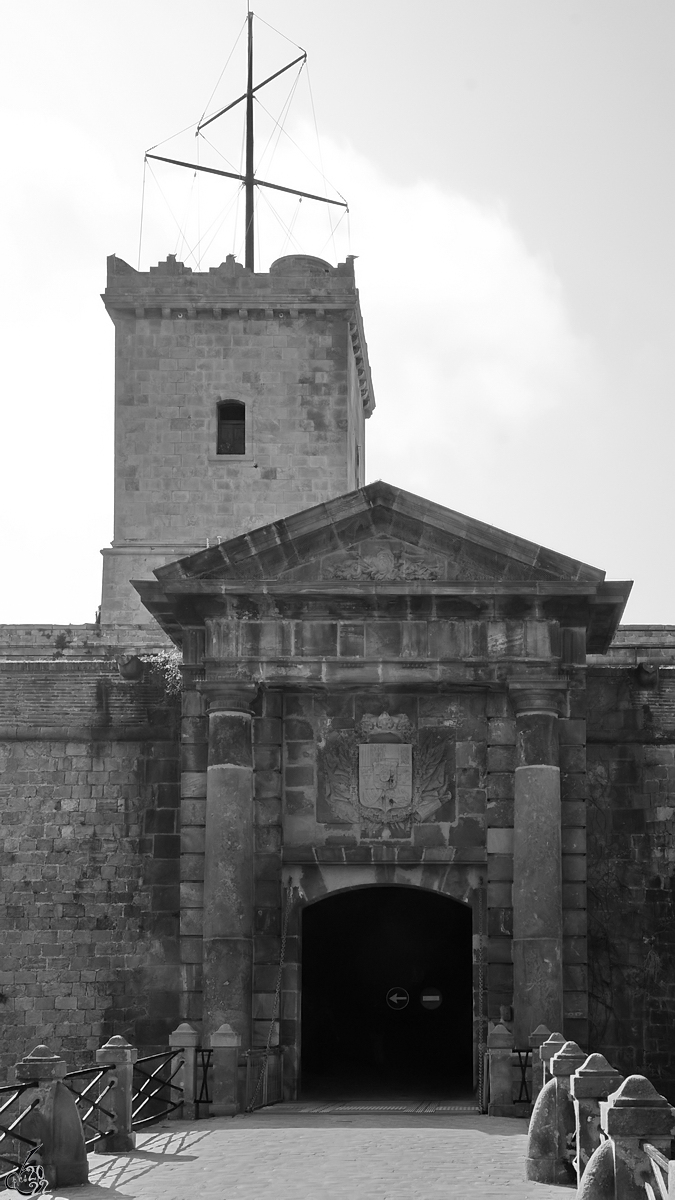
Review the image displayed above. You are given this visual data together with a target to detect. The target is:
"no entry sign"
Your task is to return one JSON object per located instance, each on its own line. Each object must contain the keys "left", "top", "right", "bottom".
{"left": 420, "top": 988, "right": 442, "bottom": 1010}
{"left": 386, "top": 987, "right": 409, "bottom": 1010}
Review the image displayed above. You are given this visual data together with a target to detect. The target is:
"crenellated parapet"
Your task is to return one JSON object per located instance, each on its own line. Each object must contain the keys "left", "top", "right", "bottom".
{"left": 103, "top": 252, "right": 374, "bottom": 416}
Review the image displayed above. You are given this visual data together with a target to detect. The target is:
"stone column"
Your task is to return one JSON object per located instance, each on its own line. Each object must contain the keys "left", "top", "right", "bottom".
{"left": 601, "top": 1075, "right": 675, "bottom": 1200}
{"left": 487, "top": 1021, "right": 514, "bottom": 1115}
{"left": 200, "top": 683, "right": 258, "bottom": 1048}
{"left": 209, "top": 1022, "right": 242, "bottom": 1116}
{"left": 15, "top": 1045, "right": 88, "bottom": 1186}
{"left": 540, "top": 1031, "right": 566, "bottom": 1087}
{"left": 168, "top": 1022, "right": 200, "bottom": 1120}
{"left": 529, "top": 1023, "right": 551, "bottom": 1103}
{"left": 509, "top": 681, "right": 567, "bottom": 1046}
{"left": 95, "top": 1035, "right": 138, "bottom": 1152}
{"left": 570, "top": 1052, "right": 624, "bottom": 1185}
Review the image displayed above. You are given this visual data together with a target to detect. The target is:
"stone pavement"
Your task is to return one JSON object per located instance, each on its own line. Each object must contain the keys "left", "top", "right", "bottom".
{"left": 43, "top": 1105, "right": 575, "bottom": 1200}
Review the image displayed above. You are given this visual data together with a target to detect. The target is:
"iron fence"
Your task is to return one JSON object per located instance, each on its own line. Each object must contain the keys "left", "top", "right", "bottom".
{"left": 62, "top": 1064, "right": 117, "bottom": 1149}
{"left": 514, "top": 1048, "right": 532, "bottom": 1104}
{"left": 240, "top": 1048, "right": 283, "bottom": 1112}
{"left": 0, "top": 1082, "right": 42, "bottom": 1190}
{"left": 195, "top": 1048, "right": 212, "bottom": 1118}
{"left": 131, "top": 1050, "right": 184, "bottom": 1129}
{"left": 643, "top": 1143, "right": 675, "bottom": 1200}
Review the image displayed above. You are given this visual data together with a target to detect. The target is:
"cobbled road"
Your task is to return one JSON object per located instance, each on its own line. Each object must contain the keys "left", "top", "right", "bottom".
{"left": 45, "top": 1107, "right": 574, "bottom": 1199}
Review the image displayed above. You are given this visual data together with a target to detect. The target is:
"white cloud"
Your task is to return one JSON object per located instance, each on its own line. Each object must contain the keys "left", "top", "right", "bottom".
{"left": 0, "top": 114, "right": 600, "bottom": 619}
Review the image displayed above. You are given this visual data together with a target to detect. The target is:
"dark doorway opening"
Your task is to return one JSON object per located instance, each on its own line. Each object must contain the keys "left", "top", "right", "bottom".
{"left": 301, "top": 886, "right": 473, "bottom": 1100}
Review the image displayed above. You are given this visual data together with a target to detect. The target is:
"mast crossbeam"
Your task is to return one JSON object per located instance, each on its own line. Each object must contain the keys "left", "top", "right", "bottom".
{"left": 146, "top": 12, "right": 342, "bottom": 270}
{"left": 145, "top": 154, "right": 347, "bottom": 210}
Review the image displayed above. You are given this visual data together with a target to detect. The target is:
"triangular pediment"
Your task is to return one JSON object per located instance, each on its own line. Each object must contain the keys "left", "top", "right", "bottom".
{"left": 153, "top": 481, "right": 606, "bottom": 587}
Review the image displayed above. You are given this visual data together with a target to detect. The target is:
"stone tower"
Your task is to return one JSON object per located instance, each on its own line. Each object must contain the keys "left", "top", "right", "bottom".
{"left": 100, "top": 251, "right": 375, "bottom": 626}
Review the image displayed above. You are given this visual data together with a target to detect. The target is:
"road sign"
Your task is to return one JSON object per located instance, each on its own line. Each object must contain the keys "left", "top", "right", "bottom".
{"left": 386, "top": 987, "right": 409, "bottom": 1010}
{"left": 420, "top": 988, "right": 442, "bottom": 1010}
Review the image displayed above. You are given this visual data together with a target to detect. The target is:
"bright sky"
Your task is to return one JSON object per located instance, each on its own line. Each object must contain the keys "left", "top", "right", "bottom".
{"left": 0, "top": 0, "right": 673, "bottom": 624}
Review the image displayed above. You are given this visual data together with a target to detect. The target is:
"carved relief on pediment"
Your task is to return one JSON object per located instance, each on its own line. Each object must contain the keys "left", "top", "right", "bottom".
{"left": 317, "top": 713, "right": 455, "bottom": 838}
{"left": 321, "top": 541, "right": 444, "bottom": 582}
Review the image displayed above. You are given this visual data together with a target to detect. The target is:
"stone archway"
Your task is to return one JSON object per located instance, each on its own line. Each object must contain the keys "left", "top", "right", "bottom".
{"left": 280, "top": 868, "right": 480, "bottom": 1101}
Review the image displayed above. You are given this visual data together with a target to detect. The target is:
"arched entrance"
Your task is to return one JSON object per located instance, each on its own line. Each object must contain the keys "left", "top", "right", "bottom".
{"left": 300, "top": 886, "right": 473, "bottom": 1100}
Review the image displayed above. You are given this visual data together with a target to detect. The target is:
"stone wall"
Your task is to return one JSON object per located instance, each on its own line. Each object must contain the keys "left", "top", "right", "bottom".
{"left": 101, "top": 253, "right": 374, "bottom": 625}
{"left": 586, "top": 652, "right": 675, "bottom": 1100}
{"left": 0, "top": 657, "right": 180, "bottom": 1074}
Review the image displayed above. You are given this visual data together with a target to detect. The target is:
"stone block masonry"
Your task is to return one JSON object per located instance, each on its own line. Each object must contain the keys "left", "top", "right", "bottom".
{"left": 0, "top": 656, "right": 181, "bottom": 1074}
{"left": 101, "top": 252, "right": 375, "bottom": 626}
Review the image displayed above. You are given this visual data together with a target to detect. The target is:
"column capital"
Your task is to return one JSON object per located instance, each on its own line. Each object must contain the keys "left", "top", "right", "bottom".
{"left": 198, "top": 681, "right": 258, "bottom": 714}
{"left": 508, "top": 680, "right": 568, "bottom": 717}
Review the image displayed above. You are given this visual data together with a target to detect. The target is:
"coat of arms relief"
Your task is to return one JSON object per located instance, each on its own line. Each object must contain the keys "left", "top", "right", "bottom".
{"left": 318, "top": 713, "right": 455, "bottom": 838}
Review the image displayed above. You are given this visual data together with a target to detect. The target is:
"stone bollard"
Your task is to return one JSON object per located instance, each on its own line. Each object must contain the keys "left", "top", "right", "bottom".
{"left": 96, "top": 1035, "right": 138, "bottom": 1152}
{"left": 526, "top": 1039, "right": 586, "bottom": 1187}
{"left": 570, "top": 1053, "right": 624, "bottom": 1185}
{"left": 602, "top": 1074, "right": 675, "bottom": 1200}
{"left": 169, "top": 1022, "right": 200, "bottom": 1120}
{"left": 529, "top": 1024, "right": 551, "bottom": 1104}
{"left": 550, "top": 1041, "right": 588, "bottom": 1186}
{"left": 487, "top": 1022, "right": 514, "bottom": 1116}
{"left": 209, "top": 1023, "right": 241, "bottom": 1117}
{"left": 540, "top": 1030, "right": 566, "bottom": 1087}
{"left": 15, "top": 1044, "right": 88, "bottom": 1187}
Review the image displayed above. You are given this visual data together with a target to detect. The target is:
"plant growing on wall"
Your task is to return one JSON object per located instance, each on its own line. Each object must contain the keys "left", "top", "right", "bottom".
{"left": 139, "top": 649, "right": 182, "bottom": 697}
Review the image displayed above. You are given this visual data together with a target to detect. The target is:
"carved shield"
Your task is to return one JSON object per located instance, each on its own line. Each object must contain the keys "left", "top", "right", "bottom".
{"left": 358, "top": 744, "right": 413, "bottom": 812}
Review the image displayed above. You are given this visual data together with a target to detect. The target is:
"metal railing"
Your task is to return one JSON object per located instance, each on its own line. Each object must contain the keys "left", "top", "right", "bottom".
{"left": 514, "top": 1048, "right": 531, "bottom": 1104}
{"left": 0, "top": 1082, "right": 42, "bottom": 1189}
{"left": 195, "top": 1048, "right": 212, "bottom": 1118}
{"left": 644, "top": 1143, "right": 675, "bottom": 1200}
{"left": 241, "top": 1048, "right": 283, "bottom": 1112}
{"left": 62, "top": 1064, "right": 117, "bottom": 1149}
{"left": 131, "top": 1050, "right": 184, "bottom": 1129}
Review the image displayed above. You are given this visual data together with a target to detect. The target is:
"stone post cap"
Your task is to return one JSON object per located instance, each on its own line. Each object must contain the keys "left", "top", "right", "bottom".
{"left": 15, "top": 1044, "right": 67, "bottom": 1081}
{"left": 539, "top": 1032, "right": 566, "bottom": 1062}
{"left": 487, "top": 1022, "right": 514, "bottom": 1050}
{"left": 208, "top": 1023, "right": 242, "bottom": 1049}
{"left": 570, "top": 1053, "right": 624, "bottom": 1100}
{"left": 529, "top": 1024, "right": 551, "bottom": 1047}
{"left": 169, "top": 1022, "right": 200, "bottom": 1048}
{"left": 603, "top": 1075, "right": 675, "bottom": 1139}
{"left": 508, "top": 680, "right": 568, "bottom": 716}
{"left": 96, "top": 1035, "right": 138, "bottom": 1064}
{"left": 198, "top": 682, "right": 258, "bottom": 713}
{"left": 550, "top": 1041, "right": 587, "bottom": 1077}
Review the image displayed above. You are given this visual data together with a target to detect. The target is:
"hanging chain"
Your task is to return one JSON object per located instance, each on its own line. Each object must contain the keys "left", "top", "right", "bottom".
{"left": 246, "top": 878, "right": 293, "bottom": 1113}
{"left": 477, "top": 882, "right": 487, "bottom": 1113}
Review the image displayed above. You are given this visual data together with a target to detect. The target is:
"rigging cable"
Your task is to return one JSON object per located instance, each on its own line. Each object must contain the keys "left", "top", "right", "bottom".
{"left": 145, "top": 161, "right": 201, "bottom": 268}
{"left": 255, "top": 13, "right": 305, "bottom": 54}
{"left": 254, "top": 93, "right": 346, "bottom": 205}
{"left": 307, "top": 65, "right": 337, "bottom": 262}
{"left": 259, "top": 187, "right": 304, "bottom": 257}
{"left": 197, "top": 186, "right": 244, "bottom": 264}
{"left": 196, "top": 136, "right": 201, "bottom": 269}
{"left": 254, "top": 63, "right": 304, "bottom": 176}
{"left": 197, "top": 132, "right": 240, "bottom": 175}
{"left": 318, "top": 206, "right": 349, "bottom": 256}
{"left": 198, "top": 16, "right": 248, "bottom": 127}
{"left": 137, "top": 157, "right": 148, "bottom": 271}
{"left": 175, "top": 165, "right": 198, "bottom": 261}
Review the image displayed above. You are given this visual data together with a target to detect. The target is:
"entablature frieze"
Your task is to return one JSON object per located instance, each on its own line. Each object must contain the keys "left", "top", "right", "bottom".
{"left": 200, "top": 657, "right": 576, "bottom": 692}
{"left": 197, "top": 612, "right": 583, "bottom": 670}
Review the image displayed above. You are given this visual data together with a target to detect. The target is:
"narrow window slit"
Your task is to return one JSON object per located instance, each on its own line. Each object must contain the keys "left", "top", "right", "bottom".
{"left": 217, "top": 400, "right": 245, "bottom": 455}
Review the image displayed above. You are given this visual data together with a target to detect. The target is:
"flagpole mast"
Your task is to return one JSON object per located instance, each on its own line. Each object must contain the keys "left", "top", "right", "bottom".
{"left": 245, "top": 9, "right": 255, "bottom": 270}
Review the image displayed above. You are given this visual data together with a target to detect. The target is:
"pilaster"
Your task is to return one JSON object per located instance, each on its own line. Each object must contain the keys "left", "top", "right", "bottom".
{"left": 199, "top": 682, "right": 258, "bottom": 1046}
{"left": 509, "top": 681, "right": 567, "bottom": 1046}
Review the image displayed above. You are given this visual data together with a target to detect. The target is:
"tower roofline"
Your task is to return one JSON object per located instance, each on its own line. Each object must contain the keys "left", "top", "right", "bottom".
{"left": 102, "top": 251, "right": 374, "bottom": 416}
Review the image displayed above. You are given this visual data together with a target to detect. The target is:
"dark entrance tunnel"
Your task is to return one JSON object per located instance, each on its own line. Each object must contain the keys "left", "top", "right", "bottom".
{"left": 300, "top": 886, "right": 474, "bottom": 1100}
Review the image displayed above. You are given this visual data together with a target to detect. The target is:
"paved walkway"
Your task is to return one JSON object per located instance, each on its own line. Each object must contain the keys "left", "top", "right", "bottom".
{"left": 45, "top": 1107, "right": 573, "bottom": 1199}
